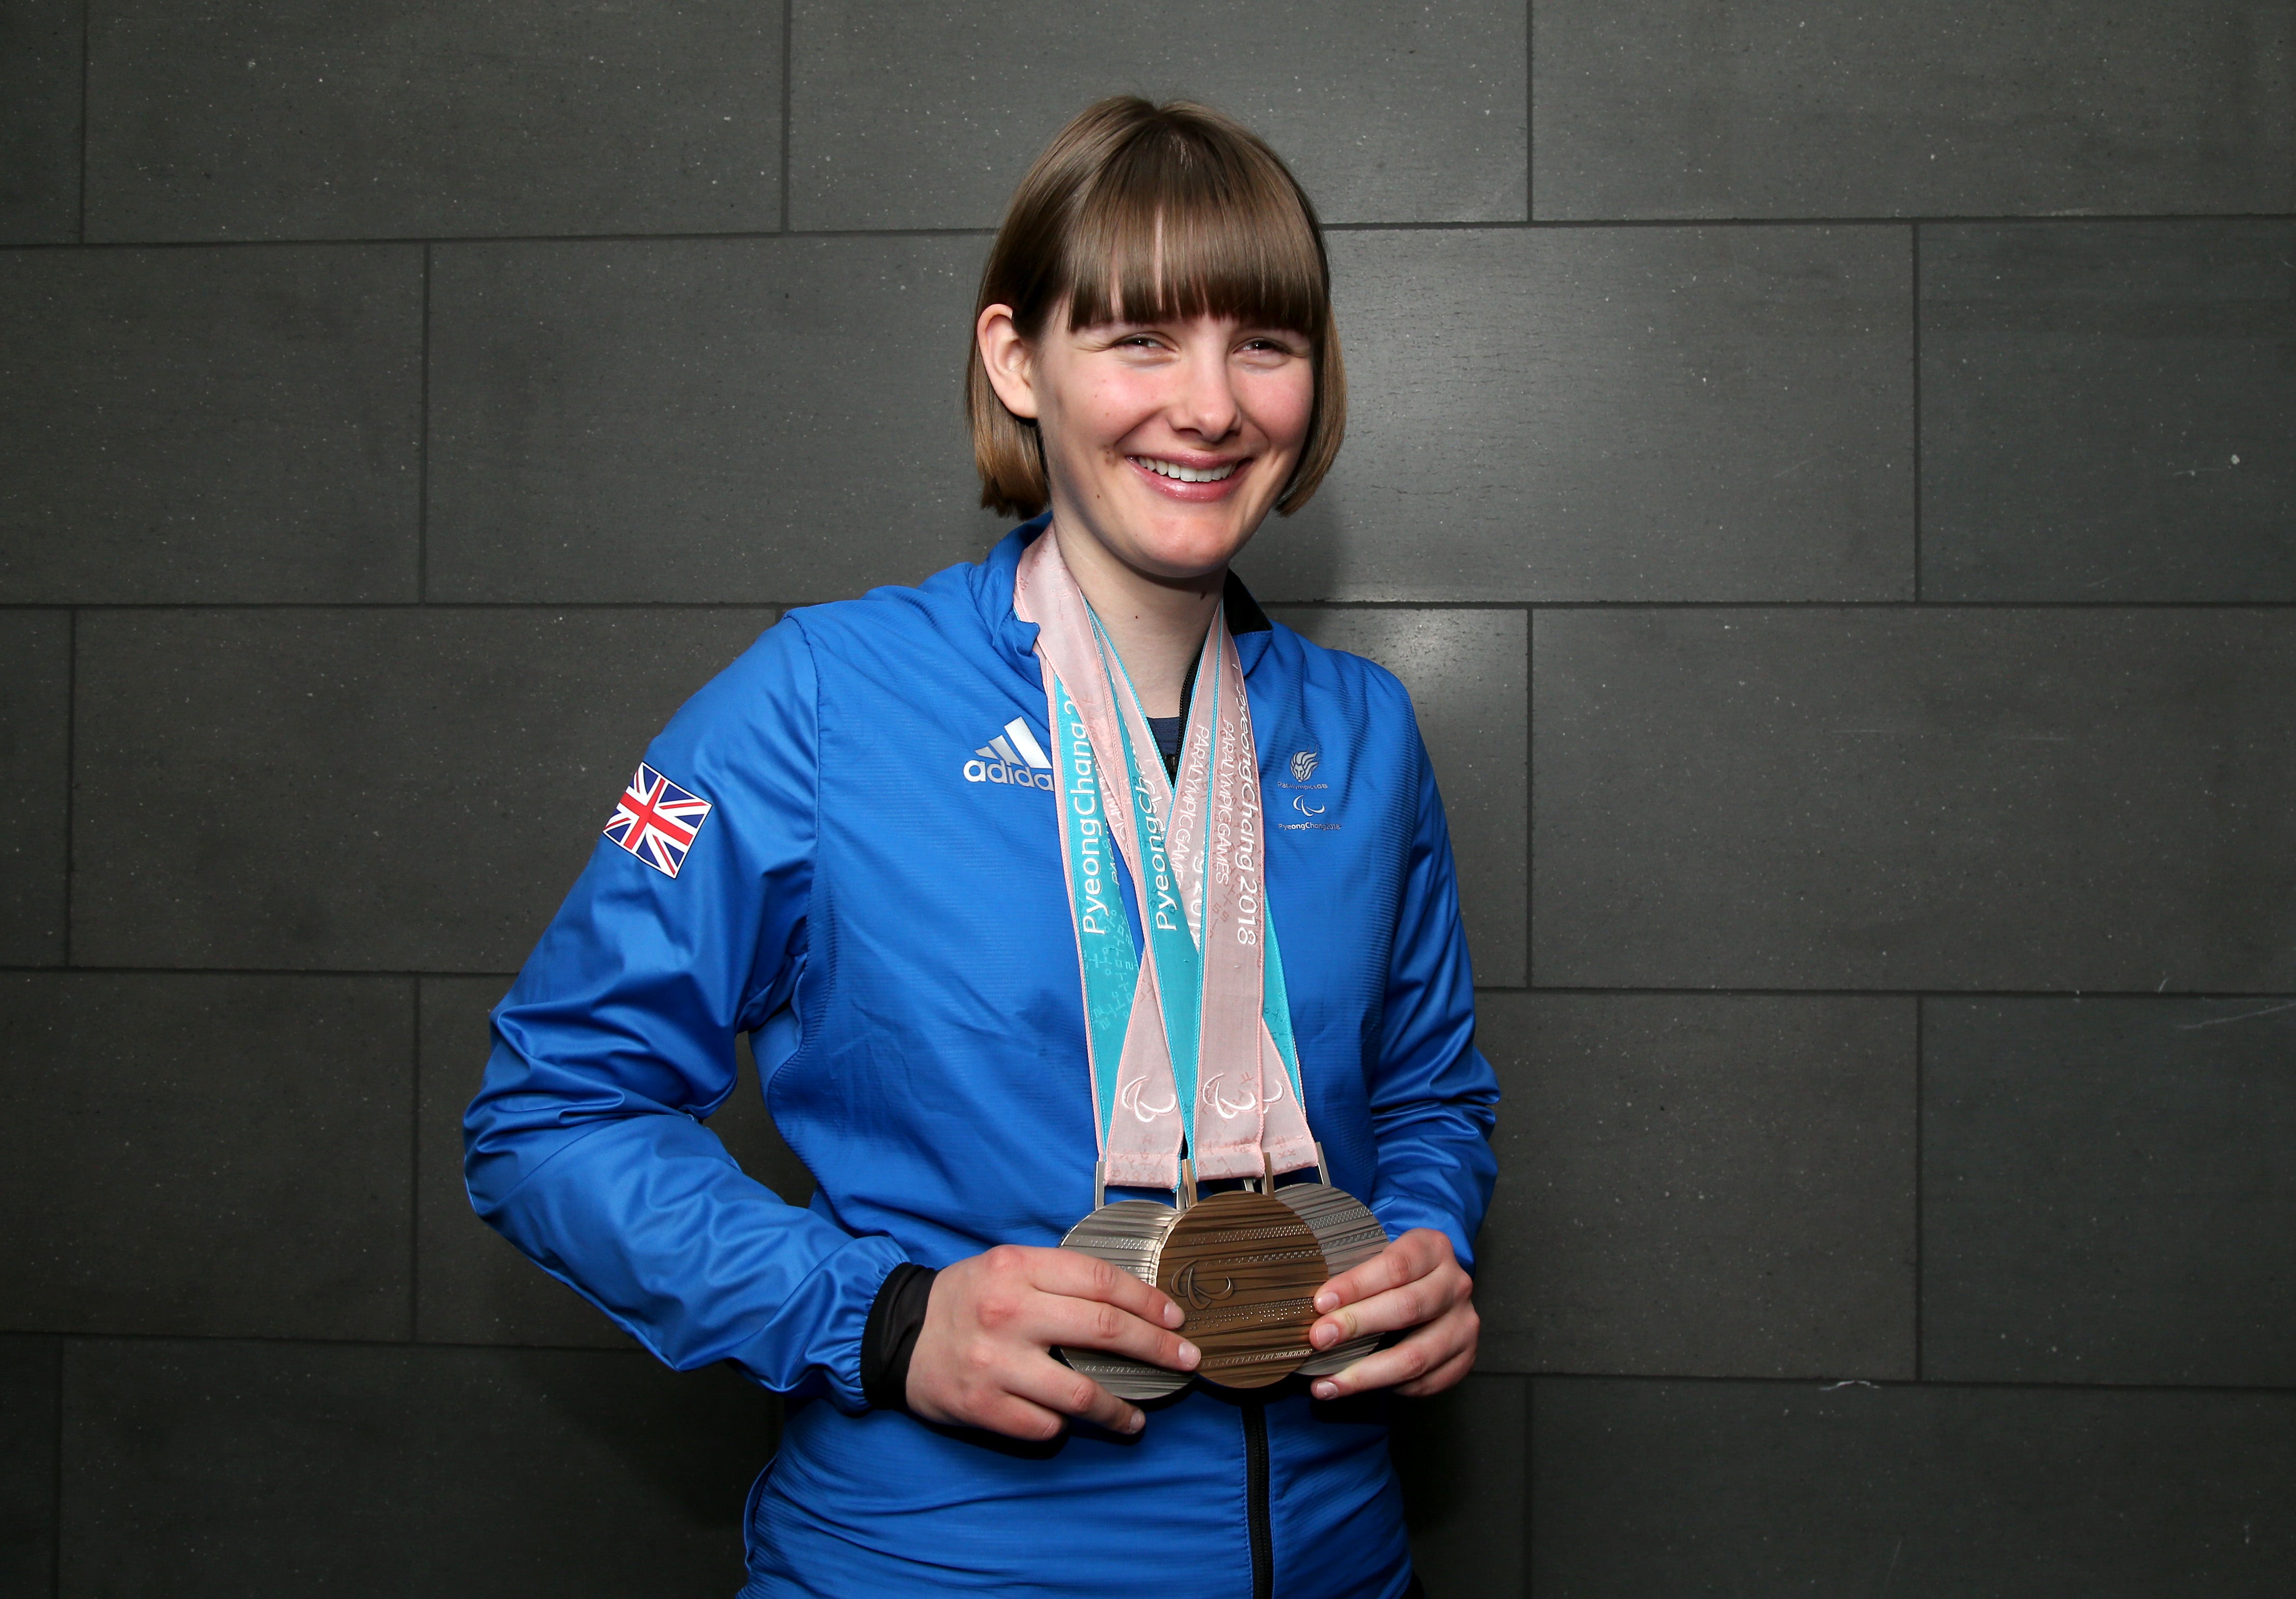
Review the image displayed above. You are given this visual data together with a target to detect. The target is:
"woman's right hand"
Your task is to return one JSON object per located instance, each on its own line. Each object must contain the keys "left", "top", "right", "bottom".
{"left": 904, "top": 1244, "right": 1199, "bottom": 1439}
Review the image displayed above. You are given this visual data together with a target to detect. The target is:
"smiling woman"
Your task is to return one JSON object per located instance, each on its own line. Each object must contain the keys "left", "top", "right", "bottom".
{"left": 465, "top": 93, "right": 1494, "bottom": 1599}
{"left": 970, "top": 98, "right": 1348, "bottom": 718}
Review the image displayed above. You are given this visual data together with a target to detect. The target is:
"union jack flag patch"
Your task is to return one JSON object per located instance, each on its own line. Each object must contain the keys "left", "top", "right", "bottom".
{"left": 605, "top": 763, "right": 712, "bottom": 878}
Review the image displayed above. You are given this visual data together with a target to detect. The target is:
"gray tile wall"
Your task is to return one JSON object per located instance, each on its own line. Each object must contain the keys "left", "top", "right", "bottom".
{"left": 4, "top": 1, "right": 2288, "bottom": 1593}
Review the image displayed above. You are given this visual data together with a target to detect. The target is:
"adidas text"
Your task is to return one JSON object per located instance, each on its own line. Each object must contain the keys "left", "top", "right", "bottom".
{"left": 965, "top": 717, "right": 1056, "bottom": 791}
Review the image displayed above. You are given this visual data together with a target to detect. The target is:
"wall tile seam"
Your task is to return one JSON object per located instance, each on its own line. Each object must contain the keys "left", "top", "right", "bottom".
{"left": 74, "top": 0, "right": 89, "bottom": 249}
{"left": 0, "top": 965, "right": 515, "bottom": 980}
{"left": 777, "top": 0, "right": 793, "bottom": 235}
{"left": 1513, "top": 1371, "right": 2296, "bottom": 1398}
{"left": 24, "top": 212, "right": 2294, "bottom": 256}
{"left": 1504, "top": 212, "right": 2296, "bottom": 230}
{"left": 417, "top": 243, "right": 431, "bottom": 606}
{"left": 24, "top": 227, "right": 992, "bottom": 251}
{"left": 62, "top": 610, "right": 75, "bottom": 971}
{"left": 1909, "top": 222, "right": 1922, "bottom": 607}
{"left": 10, "top": 973, "right": 2292, "bottom": 1002}
{"left": 32, "top": 1332, "right": 2292, "bottom": 1397}
{"left": 1912, "top": 994, "right": 1924, "bottom": 1381}
{"left": 408, "top": 977, "right": 423, "bottom": 1344}
{"left": 41, "top": 1330, "right": 681, "bottom": 1360}
{"left": 35, "top": 601, "right": 2296, "bottom": 616}
{"left": 34, "top": 602, "right": 788, "bottom": 614}
{"left": 1509, "top": 987, "right": 2290, "bottom": 1000}
{"left": 1524, "top": 601, "right": 2296, "bottom": 612}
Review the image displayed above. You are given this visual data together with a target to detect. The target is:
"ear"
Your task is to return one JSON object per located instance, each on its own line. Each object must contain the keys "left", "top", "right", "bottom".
{"left": 975, "top": 304, "right": 1040, "bottom": 420}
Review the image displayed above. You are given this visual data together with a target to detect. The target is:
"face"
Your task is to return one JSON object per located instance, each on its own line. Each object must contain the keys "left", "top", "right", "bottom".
{"left": 977, "top": 301, "right": 1317, "bottom": 585}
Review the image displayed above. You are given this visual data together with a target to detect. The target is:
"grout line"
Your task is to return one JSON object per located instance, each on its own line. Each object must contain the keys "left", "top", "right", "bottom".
{"left": 1911, "top": 222, "right": 1923, "bottom": 602}
{"left": 50, "top": 1338, "right": 63, "bottom": 1599}
{"left": 1318, "top": 212, "right": 2296, "bottom": 230}
{"left": 1913, "top": 994, "right": 1925, "bottom": 1381}
{"left": 417, "top": 244, "right": 430, "bottom": 603}
{"left": 1512, "top": 1369, "right": 2296, "bottom": 1397}
{"left": 10, "top": 596, "right": 2296, "bottom": 613}
{"left": 0, "top": 965, "right": 519, "bottom": 981}
{"left": 0, "top": 227, "right": 1002, "bottom": 253}
{"left": 1, "top": 966, "right": 2283, "bottom": 1001}
{"left": 76, "top": 0, "right": 89, "bottom": 244}
{"left": 779, "top": 0, "right": 794, "bottom": 232}
{"left": 1523, "top": 604, "right": 1535, "bottom": 987}
{"left": 61, "top": 611, "right": 74, "bottom": 967}
{"left": 1520, "top": 1370, "right": 1535, "bottom": 1588}
{"left": 1487, "top": 985, "right": 2296, "bottom": 1001}
{"left": 408, "top": 977, "right": 422, "bottom": 1345}
{"left": 9, "top": 214, "right": 2293, "bottom": 256}
{"left": 1522, "top": 0, "right": 1534, "bottom": 222}
{"left": 34, "top": 1325, "right": 2296, "bottom": 1396}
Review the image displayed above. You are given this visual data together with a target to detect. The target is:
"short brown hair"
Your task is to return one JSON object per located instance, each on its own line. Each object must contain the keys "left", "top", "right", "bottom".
{"left": 967, "top": 96, "right": 1347, "bottom": 520}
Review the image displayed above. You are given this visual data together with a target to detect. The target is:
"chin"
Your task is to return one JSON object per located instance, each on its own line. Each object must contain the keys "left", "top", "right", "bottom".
{"left": 1125, "top": 514, "right": 1257, "bottom": 580}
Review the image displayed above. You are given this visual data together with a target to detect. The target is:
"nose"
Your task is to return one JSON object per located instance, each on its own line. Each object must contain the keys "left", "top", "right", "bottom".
{"left": 1171, "top": 345, "right": 1240, "bottom": 443}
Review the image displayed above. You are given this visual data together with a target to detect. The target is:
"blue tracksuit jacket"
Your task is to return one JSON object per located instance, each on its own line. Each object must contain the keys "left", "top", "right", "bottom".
{"left": 465, "top": 518, "right": 1500, "bottom": 1597}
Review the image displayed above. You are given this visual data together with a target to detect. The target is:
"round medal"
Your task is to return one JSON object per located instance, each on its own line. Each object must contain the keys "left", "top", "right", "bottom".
{"left": 1056, "top": 1200, "right": 1189, "bottom": 1400}
{"left": 1056, "top": 1182, "right": 1388, "bottom": 1393}
{"left": 1156, "top": 1190, "right": 1326, "bottom": 1388}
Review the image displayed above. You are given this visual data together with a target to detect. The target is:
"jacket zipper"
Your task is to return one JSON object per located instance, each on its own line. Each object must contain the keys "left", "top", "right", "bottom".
{"left": 1243, "top": 1398, "right": 1273, "bottom": 1599}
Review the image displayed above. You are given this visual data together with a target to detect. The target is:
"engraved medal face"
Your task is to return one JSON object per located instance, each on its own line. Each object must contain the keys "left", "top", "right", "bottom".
{"left": 1057, "top": 1200, "right": 1192, "bottom": 1401}
{"left": 1272, "top": 1184, "right": 1389, "bottom": 1377}
{"left": 1156, "top": 1191, "right": 1327, "bottom": 1389}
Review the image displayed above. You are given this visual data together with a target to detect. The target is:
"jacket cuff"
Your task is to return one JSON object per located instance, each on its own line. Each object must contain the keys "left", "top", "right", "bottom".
{"left": 859, "top": 1262, "right": 939, "bottom": 1413}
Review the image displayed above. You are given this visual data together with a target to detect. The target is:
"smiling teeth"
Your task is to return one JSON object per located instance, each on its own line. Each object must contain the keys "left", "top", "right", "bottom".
{"left": 1138, "top": 457, "right": 1237, "bottom": 483}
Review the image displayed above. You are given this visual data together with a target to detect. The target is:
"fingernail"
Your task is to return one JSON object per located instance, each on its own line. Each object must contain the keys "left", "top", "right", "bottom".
{"left": 1126, "top": 1410, "right": 1145, "bottom": 1434}
{"left": 1163, "top": 1303, "right": 1184, "bottom": 1328}
{"left": 1178, "top": 1341, "right": 1200, "bottom": 1369}
{"left": 1313, "top": 1381, "right": 1337, "bottom": 1399}
{"left": 1311, "top": 1323, "right": 1334, "bottom": 1348}
{"left": 1313, "top": 1292, "right": 1337, "bottom": 1313}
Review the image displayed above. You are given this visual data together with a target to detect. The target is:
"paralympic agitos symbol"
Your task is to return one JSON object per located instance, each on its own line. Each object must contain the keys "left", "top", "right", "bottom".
{"left": 1171, "top": 1259, "right": 1238, "bottom": 1311}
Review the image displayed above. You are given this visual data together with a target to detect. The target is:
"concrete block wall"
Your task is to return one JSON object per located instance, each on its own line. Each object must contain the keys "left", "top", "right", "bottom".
{"left": 3, "top": 2, "right": 2291, "bottom": 1592}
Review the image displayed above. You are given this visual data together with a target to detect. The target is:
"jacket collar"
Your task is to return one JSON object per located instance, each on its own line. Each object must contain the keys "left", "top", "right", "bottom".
{"left": 977, "top": 515, "right": 1274, "bottom": 686}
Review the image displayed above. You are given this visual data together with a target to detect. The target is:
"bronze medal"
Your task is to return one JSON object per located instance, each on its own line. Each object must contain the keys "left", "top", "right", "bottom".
{"left": 1156, "top": 1191, "right": 1325, "bottom": 1387}
{"left": 1057, "top": 1180, "right": 1388, "bottom": 1393}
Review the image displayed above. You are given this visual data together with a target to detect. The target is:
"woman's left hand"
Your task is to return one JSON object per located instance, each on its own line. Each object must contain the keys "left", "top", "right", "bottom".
{"left": 1303, "top": 1227, "right": 1478, "bottom": 1400}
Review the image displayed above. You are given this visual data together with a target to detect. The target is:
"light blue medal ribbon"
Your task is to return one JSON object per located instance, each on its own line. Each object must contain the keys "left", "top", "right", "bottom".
{"left": 1089, "top": 639, "right": 1206, "bottom": 1163}
{"left": 1052, "top": 675, "right": 1141, "bottom": 1145}
{"left": 1062, "top": 611, "right": 1311, "bottom": 1186}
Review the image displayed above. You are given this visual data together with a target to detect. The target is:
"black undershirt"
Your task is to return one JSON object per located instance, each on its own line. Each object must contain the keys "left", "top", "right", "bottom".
{"left": 1144, "top": 646, "right": 1203, "bottom": 781}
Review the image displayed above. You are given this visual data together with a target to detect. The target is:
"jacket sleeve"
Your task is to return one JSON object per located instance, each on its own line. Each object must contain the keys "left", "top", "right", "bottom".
{"left": 462, "top": 615, "right": 909, "bottom": 1407}
{"left": 1363, "top": 689, "right": 1502, "bottom": 1271}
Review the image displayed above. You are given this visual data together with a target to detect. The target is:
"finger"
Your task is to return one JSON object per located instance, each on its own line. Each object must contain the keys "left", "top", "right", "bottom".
{"left": 1309, "top": 1265, "right": 1466, "bottom": 1350}
{"left": 1312, "top": 1229, "right": 1446, "bottom": 1315}
{"left": 1024, "top": 1247, "right": 1186, "bottom": 1331}
{"left": 1010, "top": 1352, "right": 1147, "bottom": 1435}
{"left": 1393, "top": 1348, "right": 1477, "bottom": 1399}
{"left": 969, "top": 1391, "right": 1074, "bottom": 1443}
{"left": 1037, "top": 1294, "right": 1201, "bottom": 1374}
{"left": 1307, "top": 1311, "right": 1472, "bottom": 1400}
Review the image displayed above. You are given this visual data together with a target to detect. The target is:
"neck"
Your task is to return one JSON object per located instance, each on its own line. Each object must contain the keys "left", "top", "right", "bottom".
{"left": 1049, "top": 521, "right": 1221, "bottom": 718}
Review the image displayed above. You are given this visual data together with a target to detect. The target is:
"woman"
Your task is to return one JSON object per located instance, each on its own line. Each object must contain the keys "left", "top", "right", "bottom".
{"left": 465, "top": 97, "right": 1498, "bottom": 1598}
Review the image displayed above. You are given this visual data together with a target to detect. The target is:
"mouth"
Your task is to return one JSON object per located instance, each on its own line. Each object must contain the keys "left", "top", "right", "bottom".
{"left": 1127, "top": 454, "right": 1248, "bottom": 501}
{"left": 1131, "top": 455, "right": 1239, "bottom": 483}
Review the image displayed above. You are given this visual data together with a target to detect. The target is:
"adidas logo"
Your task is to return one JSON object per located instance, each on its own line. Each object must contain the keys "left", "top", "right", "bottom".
{"left": 964, "top": 717, "right": 1055, "bottom": 791}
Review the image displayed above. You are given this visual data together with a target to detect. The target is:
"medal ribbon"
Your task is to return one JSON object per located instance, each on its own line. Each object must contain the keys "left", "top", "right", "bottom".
{"left": 1015, "top": 531, "right": 1317, "bottom": 1189}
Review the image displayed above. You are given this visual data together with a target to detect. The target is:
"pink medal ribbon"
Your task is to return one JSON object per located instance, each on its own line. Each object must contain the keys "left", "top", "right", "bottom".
{"left": 1014, "top": 530, "right": 1319, "bottom": 1192}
